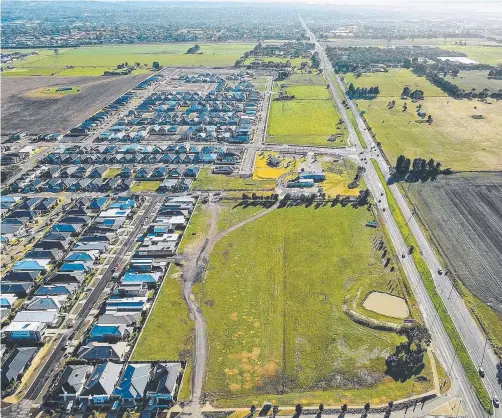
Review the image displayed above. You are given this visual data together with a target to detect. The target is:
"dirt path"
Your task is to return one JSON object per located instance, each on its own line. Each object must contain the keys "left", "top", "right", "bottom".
{"left": 180, "top": 199, "right": 278, "bottom": 415}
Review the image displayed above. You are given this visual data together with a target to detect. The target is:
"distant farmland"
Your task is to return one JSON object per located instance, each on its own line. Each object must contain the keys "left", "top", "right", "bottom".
{"left": 407, "top": 173, "right": 502, "bottom": 354}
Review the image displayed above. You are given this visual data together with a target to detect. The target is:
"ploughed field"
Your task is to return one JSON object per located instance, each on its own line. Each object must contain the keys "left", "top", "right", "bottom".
{"left": 195, "top": 205, "right": 434, "bottom": 407}
{"left": 407, "top": 173, "right": 502, "bottom": 354}
{"left": 1, "top": 75, "right": 148, "bottom": 133}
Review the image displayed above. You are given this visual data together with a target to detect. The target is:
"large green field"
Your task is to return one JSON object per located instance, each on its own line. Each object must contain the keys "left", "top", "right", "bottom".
{"left": 197, "top": 205, "right": 435, "bottom": 407}
{"left": 1, "top": 43, "right": 255, "bottom": 76}
{"left": 192, "top": 168, "right": 276, "bottom": 191}
{"left": 444, "top": 70, "right": 502, "bottom": 92}
{"left": 343, "top": 70, "right": 447, "bottom": 97}
{"left": 321, "top": 38, "right": 493, "bottom": 48}
{"left": 439, "top": 44, "right": 502, "bottom": 65}
{"left": 267, "top": 73, "right": 348, "bottom": 147}
{"left": 348, "top": 71, "right": 502, "bottom": 171}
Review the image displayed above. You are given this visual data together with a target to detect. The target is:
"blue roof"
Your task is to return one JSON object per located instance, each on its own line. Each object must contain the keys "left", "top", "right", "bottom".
{"left": 13, "top": 260, "right": 46, "bottom": 271}
{"left": 122, "top": 273, "right": 157, "bottom": 284}
{"left": 60, "top": 262, "right": 89, "bottom": 271}
{"left": 52, "top": 223, "right": 77, "bottom": 232}
{"left": 65, "top": 252, "right": 93, "bottom": 262}
{"left": 90, "top": 325, "right": 121, "bottom": 337}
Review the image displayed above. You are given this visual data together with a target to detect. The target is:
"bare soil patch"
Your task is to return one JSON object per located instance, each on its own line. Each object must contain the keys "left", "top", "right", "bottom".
{"left": 1, "top": 74, "right": 149, "bottom": 134}
{"left": 363, "top": 292, "right": 409, "bottom": 319}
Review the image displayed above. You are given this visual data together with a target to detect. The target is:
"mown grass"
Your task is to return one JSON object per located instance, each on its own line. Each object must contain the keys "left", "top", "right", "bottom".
{"left": 131, "top": 266, "right": 193, "bottom": 361}
{"left": 444, "top": 70, "right": 502, "bottom": 93}
{"left": 439, "top": 44, "right": 502, "bottom": 65}
{"left": 356, "top": 95, "right": 502, "bottom": 171}
{"left": 343, "top": 70, "right": 447, "bottom": 97}
{"left": 2, "top": 43, "right": 255, "bottom": 76}
{"left": 198, "top": 205, "right": 434, "bottom": 407}
{"left": 267, "top": 73, "right": 347, "bottom": 147}
{"left": 192, "top": 168, "right": 276, "bottom": 191}
{"left": 371, "top": 160, "right": 493, "bottom": 414}
{"left": 178, "top": 201, "right": 211, "bottom": 254}
{"left": 130, "top": 181, "right": 161, "bottom": 192}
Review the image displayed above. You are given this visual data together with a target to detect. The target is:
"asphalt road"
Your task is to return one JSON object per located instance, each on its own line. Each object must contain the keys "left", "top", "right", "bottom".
{"left": 1, "top": 196, "right": 161, "bottom": 418}
{"left": 300, "top": 15, "right": 501, "bottom": 418}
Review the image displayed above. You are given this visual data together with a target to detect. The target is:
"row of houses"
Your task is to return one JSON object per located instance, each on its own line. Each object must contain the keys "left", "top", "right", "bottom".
{"left": 0, "top": 196, "right": 59, "bottom": 244}
{"left": 46, "top": 360, "right": 182, "bottom": 412}
{"left": 69, "top": 74, "right": 162, "bottom": 137}
{"left": 10, "top": 177, "right": 134, "bottom": 194}
{"left": 42, "top": 197, "right": 197, "bottom": 411}
{"left": 1, "top": 197, "right": 139, "bottom": 395}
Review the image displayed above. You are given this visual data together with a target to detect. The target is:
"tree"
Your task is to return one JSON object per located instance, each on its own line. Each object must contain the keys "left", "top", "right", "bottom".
{"left": 396, "top": 155, "right": 406, "bottom": 174}
{"left": 295, "top": 404, "right": 303, "bottom": 415}
{"left": 398, "top": 323, "right": 432, "bottom": 351}
{"left": 152, "top": 61, "right": 160, "bottom": 70}
{"left": 403, "top": 58, "right": 411, "bottom": 69}
{"left": 250, "top": 405, "right": 256, "bottom": 416}
{"left": 402, "top": 86, "right": 411, "bottom": 97}
{"left": 242, "top": 193, "right": 249, "bottom": 201}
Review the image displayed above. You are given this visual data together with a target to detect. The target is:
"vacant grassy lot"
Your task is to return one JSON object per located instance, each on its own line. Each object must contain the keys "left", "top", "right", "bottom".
{"left": 192, "top": 168, "right": 276, "bottom": 192}
{"left": 439, "top": 44, "right": 502, "bottom": 65}
{"left": 198, "top": 205, "right": 434, "bottom": 407}
{"left": 321, "top": 158, "right": 361, "bottom": 197}
{"left": 321, "top": 38, "right": 492, "bottom": 48}
{"left": 267, "top": 73, "right": 347, "bottom": 147}
{"left": 178, "top": 201, "right": 211, "bottom": 254}
{"left": 406, "top": 173, "right": 502, "bottom": 356}
{"left": 26, "top": 86, "right": 81, "bottom": 98}
{"left": 356, "top": 96, "right": 502, "bottom": 171}
{"left": 131, "top": 181, "right": 161, "bottom": 192}
{"left": 132, "top": 265, "right": 194, "bottom": 361}
{"left": 444, "top": 70, "right": 502, "bottom": 93}
{"left": 217, "top": 201, "right": 267, "bottom": 233}
{"left": 343, "top": 70, "right": 447, "bottom": 97}
{"left": 1, "top": 43, "right": 255, "bottom": 76}
{"left": 103, "top": 167, "right": 122, "bottom": 178}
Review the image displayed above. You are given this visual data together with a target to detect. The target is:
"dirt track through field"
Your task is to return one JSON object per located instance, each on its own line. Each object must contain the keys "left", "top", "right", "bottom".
{"left": 408, "top": 173, "right": 502, "bottom": 314}
{"left": 180, "top": 198, "right": 278, "bottom": 412}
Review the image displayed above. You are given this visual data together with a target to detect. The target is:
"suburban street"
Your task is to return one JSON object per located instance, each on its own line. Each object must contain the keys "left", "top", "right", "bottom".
{"left": 1, "top": 196, "right": 161, "bottom": 418}
{"left": 299, "top": 14, "right": 501, "bottom": 418}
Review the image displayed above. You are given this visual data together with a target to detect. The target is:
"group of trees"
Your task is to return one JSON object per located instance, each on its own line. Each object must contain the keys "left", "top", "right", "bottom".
{"left": 488, "top": 68, "right": 502, "bottom": 79}
{"left": 242, "top": 193, "right": 279, "bottom": 201}
{"left": 346, "top": 83, "right": 380, "bottom": 99}
{"left": 386, "top": 323, "right": 431, "bottom": 382}
{"left": 427, "top": 71, "right": 502, "bottom": 99}
{"left": 401, "top": 87, "right": 424, "bottom": 100}
{"left": 395, "top": 154, "right": 445, "bottom": 181}
{"left": 185, "top": 44, "right": 200, "bottom": 54}
{"left": 311, "top": 51, "right": 320, "bottom": 69}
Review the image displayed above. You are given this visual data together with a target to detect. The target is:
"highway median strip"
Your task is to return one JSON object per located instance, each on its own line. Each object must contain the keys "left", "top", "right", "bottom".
{"left": 371, "top": 159, "right": 493, "bottom": 415}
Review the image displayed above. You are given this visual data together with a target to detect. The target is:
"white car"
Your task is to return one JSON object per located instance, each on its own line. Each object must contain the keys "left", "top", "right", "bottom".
{"left": 493, "top": 397, "right": 500, "bottom": 408}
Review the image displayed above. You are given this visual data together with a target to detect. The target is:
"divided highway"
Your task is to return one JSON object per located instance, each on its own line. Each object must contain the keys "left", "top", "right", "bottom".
{"left": 299, "top": 15, "right": 501, "bottom": 418}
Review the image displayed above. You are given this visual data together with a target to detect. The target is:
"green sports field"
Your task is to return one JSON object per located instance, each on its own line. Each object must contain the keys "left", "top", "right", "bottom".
{"left": 197, "top": 205, "right": 434, "bottom": 407}
{"left": 1, "top": 43, "right": 255, "bottom": 76}
{"left": 267, "top": 73, "right": 348, "bottom": 147}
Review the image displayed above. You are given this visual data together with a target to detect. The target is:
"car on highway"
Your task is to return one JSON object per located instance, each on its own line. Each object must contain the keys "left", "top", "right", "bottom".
{"left": 478, "top": 367, "right": 485, "bottom": 378}
{"left": 438, "top": 269, "right": 444, "bottom": 275}
{"left": 493, "top": 397, "right": 500, "bottom": 408}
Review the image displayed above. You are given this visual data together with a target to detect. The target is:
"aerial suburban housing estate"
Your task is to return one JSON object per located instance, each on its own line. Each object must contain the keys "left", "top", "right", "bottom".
{"left": 1, "top": 1, "right": 502, "bottom": 418}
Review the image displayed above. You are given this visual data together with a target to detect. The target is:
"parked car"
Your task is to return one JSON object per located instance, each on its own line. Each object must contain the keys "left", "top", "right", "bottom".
{"left": 478, "top": 367, "right": 485, "bottom": 378}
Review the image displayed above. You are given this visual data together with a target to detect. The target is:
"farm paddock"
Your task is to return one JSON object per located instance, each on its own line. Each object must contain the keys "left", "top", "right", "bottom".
{"left": 406, "top": 173, "right": 502, "bottom": 355}
{"left": 196, "top": 205, "right": 435, "bottom": 407}
{"left": 1, "top": 74, "right": 148, "bottom": 134}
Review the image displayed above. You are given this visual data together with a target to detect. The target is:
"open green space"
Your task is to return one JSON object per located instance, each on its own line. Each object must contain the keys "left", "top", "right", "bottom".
{"left": 192, "top": 168, "right": 276, "bottom": 192}
{"left": 350, "top": 71, "right": 502, "bottom": 170}
{"left": 321, "top": 38, "right": 493, "bottom": 48}
{"left": 371, "top": 160, "right": 493, "bottom": 414}
{"left": 132, "top": 265, "right": 194, "bottom": 361}
{"left": 444, "top": 70, "right": 502, "bottom": 93}
{"left": 103, "top": 168, "right": 122, "bottom": 178}
{"left": 1, "top": 43, "right": 255, "bottom": 76}
{"left": 130, "top": 181, "right": 161, "bottom": 192}
{"left": 197, "top": 204, "right": 435, "bottom": 407}
{"left": 243, "top": 57, "right": 306, "bottom": 67}
{"left": 217, "top": 201, "right": 267, "bottom": 233}
{"left": 439, "top": 44, "right": 502, "bottom": 65}
{"left": 178, "top": 201, "right": 212, "bottom": 253}
{"left": 343, "top": 70, "right": 447, "bottom": 97}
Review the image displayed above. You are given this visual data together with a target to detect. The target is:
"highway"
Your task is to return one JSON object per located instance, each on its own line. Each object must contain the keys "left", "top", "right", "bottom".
{"left": 300, "top": 15, "right": 501, "bottom": 418}
{"left": 1, "top": 196, "right": 161, "bottom": 418}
